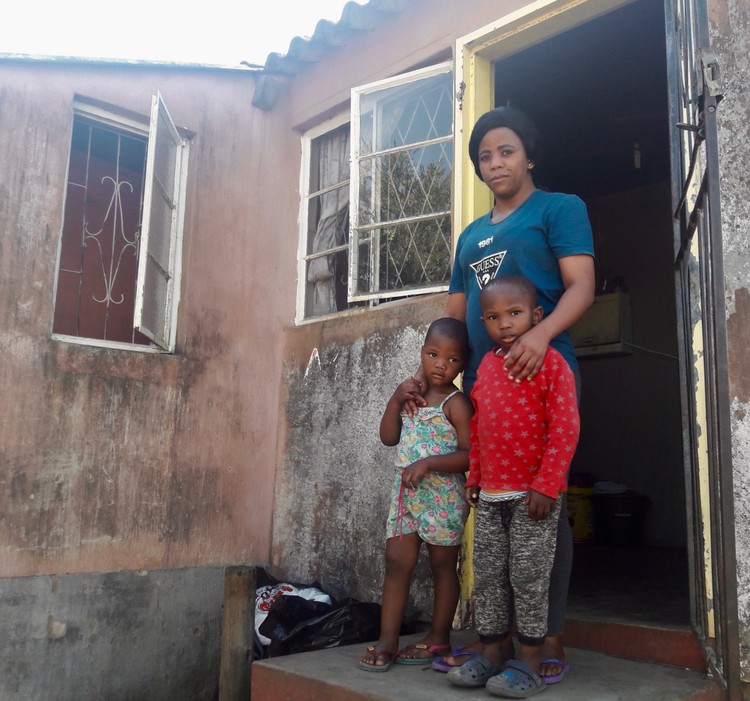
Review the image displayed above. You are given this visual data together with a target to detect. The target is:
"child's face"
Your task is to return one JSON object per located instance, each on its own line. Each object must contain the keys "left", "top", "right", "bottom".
{"left": 420, "top": 333, "right": 466, "bottom": 389}
{"left": 480, "top": 284, "right": 543, "bottom": 352}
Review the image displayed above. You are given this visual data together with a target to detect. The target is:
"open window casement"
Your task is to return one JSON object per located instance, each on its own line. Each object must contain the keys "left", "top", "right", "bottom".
{"left": 349, "top": 61, "right": 454, "bottom": 302}
{"left": 134, "top": 93, "right": 188, "bottom": 351}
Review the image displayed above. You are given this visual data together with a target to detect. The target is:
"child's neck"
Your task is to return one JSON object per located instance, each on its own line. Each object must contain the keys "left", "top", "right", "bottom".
{"left": 423, "top": 382, "right": 457, "bottom": 406}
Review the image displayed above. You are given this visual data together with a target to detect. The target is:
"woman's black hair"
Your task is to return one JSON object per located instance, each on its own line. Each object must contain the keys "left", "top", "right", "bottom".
{"left": 468, "top": 106, "right": 541, "bottom": 179}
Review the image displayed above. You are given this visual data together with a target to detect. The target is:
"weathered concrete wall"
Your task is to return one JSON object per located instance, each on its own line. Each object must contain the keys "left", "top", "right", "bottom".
{"left": 0, "top": 567, "right": 224, "bottom": 700}
{"left": 274, "top": 295, "right": 445, "bottom": 613}
{"left": 0, "top": 60, "right": 277, "bottom": 577}
{"left": 266, "top": 0, "right": 526, "bottom": 608}
{"left": 709, "top": 0, "right": 750, "bottom": 681}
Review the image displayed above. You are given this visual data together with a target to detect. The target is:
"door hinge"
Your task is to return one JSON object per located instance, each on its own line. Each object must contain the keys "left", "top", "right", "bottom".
{"left": 700, "top": 49, "right": 723, "bottom": 111}
{"left": 456, "top": 81, "right": 466, "bottom": 110}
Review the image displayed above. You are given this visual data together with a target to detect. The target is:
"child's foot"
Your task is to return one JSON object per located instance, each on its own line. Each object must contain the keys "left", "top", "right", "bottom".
{"left": 358, "top": 645, "right": 398, "bottom": 672}
{"left": 441, "top": 641, "right": 483, "bottom": 667}
{"left": 438, "top": 636, "right": 514, "bottom": 669}
{"left": 395, "top": 640, "right": 451, "bottom": 664}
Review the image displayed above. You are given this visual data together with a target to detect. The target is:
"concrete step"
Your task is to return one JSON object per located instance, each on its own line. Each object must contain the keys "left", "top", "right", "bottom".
{"left": 563, "top": 617, "right": 705, "bottom": 670}
{"left": 250, "top": 630, "right": 723, "bottom": 701}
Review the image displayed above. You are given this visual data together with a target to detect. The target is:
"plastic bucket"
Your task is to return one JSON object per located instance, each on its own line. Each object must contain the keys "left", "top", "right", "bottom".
{"left": 567, "top": 486, "right": 595, "bottom": 543}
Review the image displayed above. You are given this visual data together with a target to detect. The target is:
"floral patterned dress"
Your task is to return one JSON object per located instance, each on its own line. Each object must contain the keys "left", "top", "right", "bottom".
{"left": 385, "top": 390, "right": 469, "bottom": 546}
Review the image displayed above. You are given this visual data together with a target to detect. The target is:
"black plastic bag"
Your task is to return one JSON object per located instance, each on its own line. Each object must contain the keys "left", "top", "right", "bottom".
{"left": 259, "top": 594, "right": 381, "bottom": 657}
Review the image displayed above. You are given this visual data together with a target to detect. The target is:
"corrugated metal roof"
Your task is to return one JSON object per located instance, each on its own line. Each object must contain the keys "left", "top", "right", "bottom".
{"left": 252, "top": 0, "right": 410, "bottom": 109}
{"left": 257, "top": 0, "right": 410, "bottom": 78}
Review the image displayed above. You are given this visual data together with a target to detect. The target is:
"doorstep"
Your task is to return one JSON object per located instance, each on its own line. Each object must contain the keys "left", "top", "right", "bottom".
{"left": 250, "top": 630, "right": 723, "bottom": 701}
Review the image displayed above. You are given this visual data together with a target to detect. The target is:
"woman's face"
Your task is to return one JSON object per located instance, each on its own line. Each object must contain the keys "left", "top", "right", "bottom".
{"left": 477, "top": 127, "right": 533, "bottom": 203}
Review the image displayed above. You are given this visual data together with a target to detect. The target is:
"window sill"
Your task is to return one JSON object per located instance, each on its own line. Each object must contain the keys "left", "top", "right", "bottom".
{"left": 51, "top": 333, "right": 168, "bottom": 354}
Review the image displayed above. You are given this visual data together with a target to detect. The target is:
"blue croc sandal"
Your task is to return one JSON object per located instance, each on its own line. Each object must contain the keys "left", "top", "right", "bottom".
{"left": 486, "top": 659, "right": 547, "bottom": 698}
{"left": 447, "top": 654, "right": 503, "bottom": 687}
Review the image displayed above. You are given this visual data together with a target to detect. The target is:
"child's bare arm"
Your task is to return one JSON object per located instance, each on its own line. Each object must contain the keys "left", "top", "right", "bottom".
{"left": 401, "top": 393, "right": 473, "bottom": 486}
{"left": 446, "top": 392, "right": 474, "bottom": 454}
{"left": 380, "top": 377, "right": 423, "bottom": 445}
{"left": 401, "top": 449, "right": 469, "bottom": 487}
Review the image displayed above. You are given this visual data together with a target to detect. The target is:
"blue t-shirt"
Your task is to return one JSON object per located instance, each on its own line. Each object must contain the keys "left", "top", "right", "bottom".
{"left": 449, "top": 189, "right": 594, "bottom": 389}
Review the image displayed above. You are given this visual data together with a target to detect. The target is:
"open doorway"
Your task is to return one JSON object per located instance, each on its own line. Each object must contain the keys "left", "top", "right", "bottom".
{"left": 488, "top": 0, "right": 689, "bottom": 628}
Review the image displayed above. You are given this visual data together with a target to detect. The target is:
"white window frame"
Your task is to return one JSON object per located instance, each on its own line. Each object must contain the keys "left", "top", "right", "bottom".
{"left": 134, "top": 93, "right": 189, "bottom": 352}
{"left": 52, "top": 93, "right": 189, "bottom": 353}
{"left": 296, "top": 112, "right": 352, "bottom": 324}
{"left": 349, "top": 61, "right": 454, "bottom": 303}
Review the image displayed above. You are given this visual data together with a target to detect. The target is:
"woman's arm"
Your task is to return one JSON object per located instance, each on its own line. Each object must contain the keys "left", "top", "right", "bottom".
{"left": 504, "top": 254, "right": 595, "bottom": 382}
{"left": 445, "top": 292, "right": 467, "bottom": 321}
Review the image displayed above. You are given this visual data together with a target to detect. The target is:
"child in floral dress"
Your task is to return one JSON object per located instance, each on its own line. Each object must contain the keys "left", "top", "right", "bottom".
{"left": 359, "top": 317, "right": 474, "bottom": 671}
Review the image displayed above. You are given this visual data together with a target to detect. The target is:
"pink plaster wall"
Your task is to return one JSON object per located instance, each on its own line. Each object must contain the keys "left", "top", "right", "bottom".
{"left": 0, "top": 59, "right": 287, "bottom": 576}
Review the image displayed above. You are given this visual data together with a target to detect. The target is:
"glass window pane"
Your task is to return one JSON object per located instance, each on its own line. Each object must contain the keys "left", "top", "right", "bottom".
{"left": 54, "top": 116, "right": 148, "bottom": 344}
{"left": 304, "top": 249, "right": 363, "bottom": 318}
{"left": 358, "top": 142, "right": 451, "bottom": 225}
{"left": 377, "top": 216, "right": 452, "bottom": 292}
{"left": 140, "top": 260, "right": 168, "bottom": 338}
{"left": 351, "top": 64, "right": 453, "bottom": 302}
{"left": 359, "top": 71, "right": 452, "bottom": 154}
{"left": 355, "top": 240, "right": 372, "bottom": 297}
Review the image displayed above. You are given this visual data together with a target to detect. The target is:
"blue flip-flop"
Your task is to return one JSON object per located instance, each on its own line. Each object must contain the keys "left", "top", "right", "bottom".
{"left": 431, "top": 646, "right": 481, "bottom": 673}
{"left": 541, "top": 658, "right": 570, "bottom": 684}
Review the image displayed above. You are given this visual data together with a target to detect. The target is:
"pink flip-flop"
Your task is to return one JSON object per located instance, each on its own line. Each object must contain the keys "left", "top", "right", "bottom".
{"left": 541, "top": 658, "right": 571, "bottom": 684}
{"left": 395, "top": 642, "right": 452, "bottom": 665}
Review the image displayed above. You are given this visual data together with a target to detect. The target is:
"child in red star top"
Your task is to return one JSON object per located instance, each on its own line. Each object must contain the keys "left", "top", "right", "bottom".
{"left": 448, "top": 275, "right": 579, "bottom": 698}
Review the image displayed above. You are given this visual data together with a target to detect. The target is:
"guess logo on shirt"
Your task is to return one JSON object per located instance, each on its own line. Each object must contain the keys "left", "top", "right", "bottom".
{"left": 470, "top": 251, "right": 506, "bottom": 288}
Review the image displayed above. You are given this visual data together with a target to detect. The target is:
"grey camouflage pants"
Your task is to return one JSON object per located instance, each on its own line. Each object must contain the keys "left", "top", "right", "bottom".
{"left": 473, "top": 496, "right": 561, "bottom": 645}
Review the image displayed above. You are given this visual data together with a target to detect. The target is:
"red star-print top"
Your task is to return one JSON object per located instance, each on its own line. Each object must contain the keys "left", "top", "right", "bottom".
{"left": 468, "top": 346, "right": 580, "bottom": 499}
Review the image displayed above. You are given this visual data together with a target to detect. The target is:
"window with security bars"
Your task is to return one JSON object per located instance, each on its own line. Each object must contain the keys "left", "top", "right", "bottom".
{"left": 298, "top": 117, "right": 367, "bottom": 319}
{"left": 349, "top": 62, "right": 453, "bottom": 302}
{"left": 53, "top": 94, "right": 188, "bottom": 351}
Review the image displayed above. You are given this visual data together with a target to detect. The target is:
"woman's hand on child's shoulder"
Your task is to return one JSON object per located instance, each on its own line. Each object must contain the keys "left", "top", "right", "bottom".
{"left": 504, "top": 324, "right": 549, "bottom": 382}
{"left": 393, "top": 376, "right": 425, "bottom": 411}
{"left": 402, "top": 366, "right": 428, "bottom": 416}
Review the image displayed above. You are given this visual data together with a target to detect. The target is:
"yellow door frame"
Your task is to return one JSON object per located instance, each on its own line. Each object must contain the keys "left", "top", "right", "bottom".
{"left": 451, "top": 0, "right": 660, "bottom": 624}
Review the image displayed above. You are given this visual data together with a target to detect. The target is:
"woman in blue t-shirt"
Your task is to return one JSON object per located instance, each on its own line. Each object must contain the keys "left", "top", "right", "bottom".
{"left": 435, "top": 106, "right": 595, "bottom": 687}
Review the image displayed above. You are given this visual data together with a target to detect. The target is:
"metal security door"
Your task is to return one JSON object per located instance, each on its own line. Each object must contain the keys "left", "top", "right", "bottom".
{"left": 667, "top": 0, "right": 739, "bottom": 696}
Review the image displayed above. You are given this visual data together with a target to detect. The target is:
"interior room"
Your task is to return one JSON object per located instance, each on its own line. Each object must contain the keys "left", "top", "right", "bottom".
{"left": 490, "top": 0, "right": 689, "bottom": 628}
